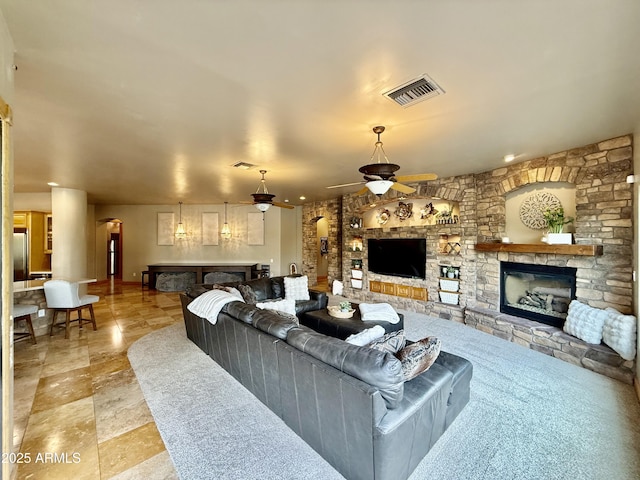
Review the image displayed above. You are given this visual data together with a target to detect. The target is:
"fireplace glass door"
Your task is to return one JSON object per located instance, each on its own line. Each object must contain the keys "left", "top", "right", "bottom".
{"left": 500, "top": 262, "right": 577, "bottom": 328}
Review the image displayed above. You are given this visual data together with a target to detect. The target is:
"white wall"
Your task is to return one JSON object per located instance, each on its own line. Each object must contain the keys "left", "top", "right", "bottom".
{"left": 94, "top": 203, "right": 302, "bottom": 282}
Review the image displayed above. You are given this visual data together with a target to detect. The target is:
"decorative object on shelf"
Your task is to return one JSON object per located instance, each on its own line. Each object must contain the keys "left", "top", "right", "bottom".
{"left": 419, "top": 202, "right": 438, "bottom": 219}
{"left": 543, "top": 206, "right": 574, "bottom": 244}
{"left": 376, "top": 208, "right": 391, "bottom": 225}
{"left": 439, "top": 290, "right": 460, "bottom": 305}
{"left": 441, "top": 265, "right": 460, "bottom": 278}
{"left": 220, "top": 202, "right": 232, "bottom": 239}
{"left": 248, "top": 170, "right": 294, "bottom": 211}
{"left": 351, "top": 236, "right": 363, "bottom": 251}
{"left": 441, "top": 241, "right": 462, "bottom": 255}
{"left": 439, "top": 278, "right": 459, "bottom": 292}
{"left": 519, "top": 192, "right": 561, "bottom": 229}
{"left": 328, "top": 303, "right": 355, "bottom": 318}
{"left": 351, "top": 259, "right": 363, "bottom": 269}
{"left": 175, "top": 201, "right": 187, "bottom": 238}
{"left": 394, "top": 201, "right": 413, "bottom": 221}
{"left": 435, "top": 204, "right": 458, "bottom": 224}
{"left": 350, "top": 217, "right": 363, "bottom": 228}
{"left": 543, "top": 206, "right": 574, "bottom": 233}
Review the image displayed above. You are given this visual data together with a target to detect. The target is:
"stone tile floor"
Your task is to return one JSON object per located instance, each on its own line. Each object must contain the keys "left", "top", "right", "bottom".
{"left": 13, "top": 280, "right": 182, "bottom": 479}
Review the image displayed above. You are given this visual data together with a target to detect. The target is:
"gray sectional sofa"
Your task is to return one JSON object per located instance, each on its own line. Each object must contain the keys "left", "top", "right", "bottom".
{"left": 181, "top": 277, "right": 472, "bottom": 480}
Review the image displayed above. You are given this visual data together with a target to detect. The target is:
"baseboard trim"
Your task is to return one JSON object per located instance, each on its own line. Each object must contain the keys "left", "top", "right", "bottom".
{"left": 635, "top": 377, "right": 640, "bottom": 403}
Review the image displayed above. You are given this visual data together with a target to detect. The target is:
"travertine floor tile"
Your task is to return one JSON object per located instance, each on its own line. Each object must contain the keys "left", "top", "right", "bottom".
{"left": 98, "top": 422, "right": 167, "bottom": 478}
{"left": 13, "top": 282, "right": 181, "bottom": 479}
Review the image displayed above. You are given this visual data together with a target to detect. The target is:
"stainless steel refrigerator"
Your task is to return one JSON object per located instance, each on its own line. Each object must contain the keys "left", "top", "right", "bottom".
{"left": 13, "top": 227, "right": 28, "bottom": 281}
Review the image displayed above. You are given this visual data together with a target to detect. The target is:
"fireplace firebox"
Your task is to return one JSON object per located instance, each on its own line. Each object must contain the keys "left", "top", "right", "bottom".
{"left": 500, "top": 262, "right": 577, "bottom": 328}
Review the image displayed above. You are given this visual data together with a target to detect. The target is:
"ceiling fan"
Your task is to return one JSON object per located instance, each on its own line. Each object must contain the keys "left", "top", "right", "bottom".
{"left": 326, "top": 126, "right": 437, "bottom": 196}
{"left": 244, "top": 169, "right": 294, "bottom": 211}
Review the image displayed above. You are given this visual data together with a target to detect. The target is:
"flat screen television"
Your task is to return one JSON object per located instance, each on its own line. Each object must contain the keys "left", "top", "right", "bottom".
{"left": 367, "top": 238, "right": 427, "bottom": 279}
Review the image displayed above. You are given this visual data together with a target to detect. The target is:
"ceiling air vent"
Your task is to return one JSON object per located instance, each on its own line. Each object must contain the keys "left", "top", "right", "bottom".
{"left": 231, "top": 161, "right": 256, "bottom": 170}
{"left": 383, "top": 74, "right": 445, "bottom": 108}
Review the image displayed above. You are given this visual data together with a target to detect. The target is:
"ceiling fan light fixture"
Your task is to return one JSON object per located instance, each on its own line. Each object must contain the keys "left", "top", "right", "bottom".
{"left": 366, "top": 180, "right": 393, "bottom": 196}
{"left": 255, "top": 202, "right": 271, "bottom": 212}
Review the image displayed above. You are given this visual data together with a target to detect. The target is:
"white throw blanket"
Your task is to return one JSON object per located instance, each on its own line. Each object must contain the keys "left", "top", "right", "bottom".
{"left": 187, "top": 288, "right": 244, "bottom": 324}
{"left": 359, "top": 303, "right": 400, "bottom": 324}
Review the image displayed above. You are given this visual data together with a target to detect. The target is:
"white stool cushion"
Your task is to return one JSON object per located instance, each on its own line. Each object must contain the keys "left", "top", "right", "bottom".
{"left": 13, "top": 304, "right": 38, "bottom": 317}
{"left": 79, "top": 294, "right": 100, "bottom": 306}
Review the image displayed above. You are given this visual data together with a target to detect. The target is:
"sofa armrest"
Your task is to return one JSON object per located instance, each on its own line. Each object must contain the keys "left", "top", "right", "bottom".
{"left": 309, "top": 289, "right": 328, "bottom": 309}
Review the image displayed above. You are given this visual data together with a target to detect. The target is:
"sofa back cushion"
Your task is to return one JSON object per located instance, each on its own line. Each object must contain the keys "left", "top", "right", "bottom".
{"left": 223, "top": 301, "right": 258, "bottom": 324}
{"left": 253, "top": 309, "right": 299, "bottom": 340}
{"left": 286, "top": 328, "right": 404, "bottom": 409}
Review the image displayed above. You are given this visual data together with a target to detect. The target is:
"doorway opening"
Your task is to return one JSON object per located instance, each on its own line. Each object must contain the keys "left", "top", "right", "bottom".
{"left": 107, "top": 220, "right": 123, "bottom": 279}
{"left": 316, "top": 216, "right": 329, "bottom": 289}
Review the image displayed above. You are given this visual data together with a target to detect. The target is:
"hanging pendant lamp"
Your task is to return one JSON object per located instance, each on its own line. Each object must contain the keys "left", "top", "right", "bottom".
{"left": 175, "top": 201, "right": 187, "bottom": 238}
{"left": 221, "top": 202, "right": 232, "bottom": 239}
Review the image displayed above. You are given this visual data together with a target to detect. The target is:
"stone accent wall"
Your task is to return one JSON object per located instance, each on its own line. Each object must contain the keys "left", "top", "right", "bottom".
{"left": 474, "top": 135, "right": 634, "bottom": 314}
{"left": 340, "top": 175, "right": 477, "bottom": 319}
{"left": 301, "top": 135, "right": 634, "bottom": 383}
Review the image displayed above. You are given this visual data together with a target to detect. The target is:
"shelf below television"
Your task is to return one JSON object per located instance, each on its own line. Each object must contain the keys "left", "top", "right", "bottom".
{"left": 475, "top": 243, "right": 603, "bottom": 256}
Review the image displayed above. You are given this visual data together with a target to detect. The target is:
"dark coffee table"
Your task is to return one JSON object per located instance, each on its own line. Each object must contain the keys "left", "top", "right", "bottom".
{"left": 301, "top": 303, "right": 404, "bottom": 340}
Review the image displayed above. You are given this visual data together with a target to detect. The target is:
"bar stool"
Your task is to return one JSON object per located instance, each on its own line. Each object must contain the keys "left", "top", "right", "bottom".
{"left": 141, "top": 270, "right": 150, "bottom": 289}
{"left": 44, "top": 280, "right": 99, "bottom": 339}
{"left": 13, "top": 304, "right": 38, "bottom": 344}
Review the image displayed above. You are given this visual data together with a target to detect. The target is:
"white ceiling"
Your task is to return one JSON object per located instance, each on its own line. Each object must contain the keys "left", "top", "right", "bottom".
{"left": 2, "top": 0, "right": 640, "bottom": 206}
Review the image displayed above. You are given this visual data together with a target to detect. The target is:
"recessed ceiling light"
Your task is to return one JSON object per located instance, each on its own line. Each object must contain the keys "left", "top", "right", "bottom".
{"left": 284, "top": 199, "right": 290, "bottom": 203}
{"left": 504, "top": 154, "right": 515, "bottom": 163}
{"left": 47, "top": 182, "right": 59, "bottom": 186}
{"left": 299, "top": 196, "right": 306, "bottom": 200}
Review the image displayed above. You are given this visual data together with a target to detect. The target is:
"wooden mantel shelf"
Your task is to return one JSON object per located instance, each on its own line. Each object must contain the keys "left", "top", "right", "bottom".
{"left": 475, "top": 243, "right": 603, "bottom": 256}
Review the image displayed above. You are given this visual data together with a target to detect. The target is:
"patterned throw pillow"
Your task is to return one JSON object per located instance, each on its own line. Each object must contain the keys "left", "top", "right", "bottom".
{"left": 396, "top": 336, "right": 441, "bottom": 381}
{"left": 284, "top": 275, "right": 310, "bottom": 301}
{"left": 269, "top": 309, "right": 300, "bottom": 326}
{"left": 256, "top": 298, "right": 297, "bottom": 316}
{"left": 367, "top": 330, "right": 406, "bottom": 354}
{"left": 563, "top": 300, "right": 607, "bottom": 344}
{"left": 237, "top": 284, "right": 257, "bottom": 304}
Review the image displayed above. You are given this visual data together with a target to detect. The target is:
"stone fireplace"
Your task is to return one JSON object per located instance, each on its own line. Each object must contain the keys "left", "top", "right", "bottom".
{"left": 303, "top": 134, "right": 635, "bottom": 383}
{"left": 500, "top": 261, "right": 576, "bottom": 329}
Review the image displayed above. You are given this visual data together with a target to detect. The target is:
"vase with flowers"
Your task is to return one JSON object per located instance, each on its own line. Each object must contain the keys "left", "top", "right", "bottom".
{"left": 543, "top": 207, "right": 574, "bottom": 244}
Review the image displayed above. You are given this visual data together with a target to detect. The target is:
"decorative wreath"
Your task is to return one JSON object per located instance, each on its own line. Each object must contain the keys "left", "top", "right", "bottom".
{"left": 376, "top": 209, "right": 390, "bottom": 225}
{"left": 394, "top": 202, "right": 413, "bottom": 221}
{"left": 519, "top": 192, "right": 562, "bottom": 230}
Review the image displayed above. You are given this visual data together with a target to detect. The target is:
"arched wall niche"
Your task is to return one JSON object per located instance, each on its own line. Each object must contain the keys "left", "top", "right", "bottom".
{"left": 505, "top": 182, "right": 576, "bottom": 243}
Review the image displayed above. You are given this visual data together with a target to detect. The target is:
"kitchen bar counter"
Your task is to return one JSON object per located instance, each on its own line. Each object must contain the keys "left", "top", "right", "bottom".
{"left": 13, "top": 278, "right": 97, "bottom": 293}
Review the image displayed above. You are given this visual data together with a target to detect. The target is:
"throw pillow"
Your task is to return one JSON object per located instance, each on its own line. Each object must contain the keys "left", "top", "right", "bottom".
{"left": 256, "top": 298, "right": 297, "bottom": 316}
{"left": 345, "top": 325, "right": 386, "bottom": 346}
{"left": 396, "top": 336, "right": 441, "bottom": 381}
{"left": 367, "top": 329, "right": 406, "bottom": 354}
{"left": 284, "top": 275, "right": 310, "bottom": 301}
{"left": 563, "top": 300, "right": 607, "bottom": 344}
{"left": 269, "top": 309, "right": 300, "bottom": 326}
{"left": 603, "top": 308, "right": 637, "bottom": 361}
{"left": 237, "top": 284, "right": 257, "bottom": 304}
